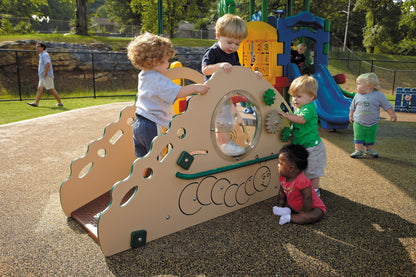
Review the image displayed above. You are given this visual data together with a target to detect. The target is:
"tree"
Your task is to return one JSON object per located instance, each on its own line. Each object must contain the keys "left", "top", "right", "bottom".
{"left": 0, "top": 0, "right": 48, "bottom": 17}
{"left": 399, "top": 0, "right": 416, "bottom": 38}
{"left": 397, "top": 0, "right": 416, "bottom": 54}
{"left": 75, "top": 0, "right": 87, "bottom": 35}
{"left": 354, "top": 0, "right": 401, "bottom": 53}
{"left": 102, "top": 0, "right": 141, "bottom": 26}
{"left": 58, "top": 0, "right": 89, "bottom": 35}
{"left": 40, "top": 0, "right": 74, "bottom": 20}
{"left": 130, "top": 0, "right": 212, "bottom": 37}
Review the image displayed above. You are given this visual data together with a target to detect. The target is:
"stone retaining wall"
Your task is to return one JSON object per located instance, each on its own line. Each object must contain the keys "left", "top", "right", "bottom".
{"left": 0, "top": 40, "right": 208, "bottom": 97}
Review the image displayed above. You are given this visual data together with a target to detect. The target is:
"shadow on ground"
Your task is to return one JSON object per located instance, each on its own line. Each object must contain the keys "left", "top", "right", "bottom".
{"left": 320, "top": 119, "right": 416, "bottom": 200}
{"left": 104, "top": 191, "right": 416, "bottom": 276}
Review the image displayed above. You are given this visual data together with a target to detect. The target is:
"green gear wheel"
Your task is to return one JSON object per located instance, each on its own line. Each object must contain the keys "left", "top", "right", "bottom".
{"left": 263, "top": 89, "right": 276, "bottom": 106}
{"left": 281, "top": 127, "right": 292, "bottom": 142}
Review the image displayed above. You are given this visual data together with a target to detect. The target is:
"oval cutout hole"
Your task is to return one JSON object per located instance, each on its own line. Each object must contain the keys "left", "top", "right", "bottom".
{"left": 109, "top": 129, "right": 124, "bottom": 145}
{"left": 177, "top": 128, "right": 186, "bottom": 139}
{"left": 127, "top": 117, "right": 134, "bottom": 126}
{"left": 143, "top": 168, "right": 153, "bottom": 179}
{"left": 120, "top": 186, "right": 138, "bottom": 207}
{"left": 158, "top": 143, "right": 173, "bottom": 162}
{"left": 78, "top": 162, "right": 93, "bottom": 178}
{"left": 189, "top": 149, "right": 208, "bottom": 156}
{"left": 280, "top": 102, "right": 290, "bottom": 113}
{"left": 97, "top": 148, "right": 106, "bottom": 158}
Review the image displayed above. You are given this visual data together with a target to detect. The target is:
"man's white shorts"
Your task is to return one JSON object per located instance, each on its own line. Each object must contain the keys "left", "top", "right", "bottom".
{"left": 38, "top": 76, "right": 55, "bottom": 90}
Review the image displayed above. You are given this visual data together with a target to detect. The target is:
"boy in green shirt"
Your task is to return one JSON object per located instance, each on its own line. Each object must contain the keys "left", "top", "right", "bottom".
{"left": 278, "top": 76, "right": 326, "bottom": 197}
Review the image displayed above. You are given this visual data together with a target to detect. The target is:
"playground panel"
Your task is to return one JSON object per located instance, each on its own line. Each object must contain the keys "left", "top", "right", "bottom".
{"left": 394, "top": 87, "right": 416, "bottom": 113}
{"left": 60, "top": 66, "right": 292, "bottom": 256}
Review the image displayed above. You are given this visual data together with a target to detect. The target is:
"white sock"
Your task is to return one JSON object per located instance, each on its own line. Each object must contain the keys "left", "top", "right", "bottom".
{"left": 273, "top": 206, "right": 291, "bottom": 216}
{"left": 279, "top": 214, "right": 291, "bottom": 225}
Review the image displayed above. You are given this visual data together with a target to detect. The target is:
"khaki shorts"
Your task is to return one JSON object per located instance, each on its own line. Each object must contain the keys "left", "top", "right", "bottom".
{"left": 38, "top": 76, "right": 55, "bottom": 90}
{"left": 304, "top": 140, "right": 326, "bottom": 179}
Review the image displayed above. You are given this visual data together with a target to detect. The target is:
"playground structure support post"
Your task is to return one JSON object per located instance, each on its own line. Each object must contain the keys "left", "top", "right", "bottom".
{"left": 286, "top": 0, "right": 293, "bottom": 16}
{"left": 158, "top": 0, "right": 163, "bottom": 35}
{"left": 261, "top": 0, "right": 268, "bottom": 22}
{"left": 249, "top": 0, "right": 255, "bottom": 20}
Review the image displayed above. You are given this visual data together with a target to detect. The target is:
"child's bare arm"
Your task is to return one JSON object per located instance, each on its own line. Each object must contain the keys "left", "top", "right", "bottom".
{"left": 277, "top": 186, "right": 287, "bottom": 207}
{"left": 385, "top": 107, "right": 397, "bottom": 122}
{"left": 349, "top": 109, "right": 354, "bottom": 123}
{"left": 176, "top": 84, "right": 209, "bottom": 100}
{"left": 277, "top": 111, "right": 306, "bottom": 124}
{"left": 202, "top": 62, "right": 232, "bottom": 75}
{"left": 299, "top": 186, "right": 313, "bottom": 212}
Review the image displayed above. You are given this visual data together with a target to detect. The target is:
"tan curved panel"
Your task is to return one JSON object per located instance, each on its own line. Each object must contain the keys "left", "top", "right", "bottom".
{"left": 96, "top": 67, "right": 291, "bottom": 256}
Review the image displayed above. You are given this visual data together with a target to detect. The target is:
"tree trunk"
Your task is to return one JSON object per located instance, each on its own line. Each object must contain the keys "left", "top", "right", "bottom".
{"left": 76, "top": 0, "right": 88, "bottom": 35}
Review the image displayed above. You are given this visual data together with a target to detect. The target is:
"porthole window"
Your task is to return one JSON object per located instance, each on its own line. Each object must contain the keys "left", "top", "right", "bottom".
{"left": 210, "top": 90, "right": 261, "bottom": 158}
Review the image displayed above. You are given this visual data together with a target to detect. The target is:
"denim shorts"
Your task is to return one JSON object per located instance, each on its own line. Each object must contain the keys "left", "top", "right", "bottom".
{"left": 132, "top": 114, "right": 158, "bottom": 157}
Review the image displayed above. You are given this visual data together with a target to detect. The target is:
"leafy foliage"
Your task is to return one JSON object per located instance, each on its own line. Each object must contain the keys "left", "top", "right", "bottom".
{"left": 0, "top": 0, "right": 415, "bottom": 55}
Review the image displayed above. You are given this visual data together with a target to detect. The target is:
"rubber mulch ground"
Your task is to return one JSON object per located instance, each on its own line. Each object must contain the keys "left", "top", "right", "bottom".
{"left": 1, "top": 102, "right": 415, "bottom": 276}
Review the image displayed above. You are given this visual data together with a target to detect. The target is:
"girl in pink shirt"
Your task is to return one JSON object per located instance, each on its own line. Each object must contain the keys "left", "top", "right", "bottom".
{"left": 273, "top": 144, "right": 326, "bottom": 225}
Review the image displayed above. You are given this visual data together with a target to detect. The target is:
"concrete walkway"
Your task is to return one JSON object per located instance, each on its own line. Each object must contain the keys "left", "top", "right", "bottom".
{"left": 1, "top": 103, "right": 415, "bottom": 276}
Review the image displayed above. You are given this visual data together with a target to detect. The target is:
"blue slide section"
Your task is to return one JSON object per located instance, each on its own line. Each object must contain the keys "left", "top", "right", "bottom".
{"left": 313, "top": 64, "right": 351, "bottom": 129}
{"left": 287, "top": 63, "right": 352, "bottom": 129}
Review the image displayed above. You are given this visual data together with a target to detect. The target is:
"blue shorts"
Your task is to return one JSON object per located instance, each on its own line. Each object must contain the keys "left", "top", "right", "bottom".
{"left": 132, "top": 114, "right": 158, "bottom": 157}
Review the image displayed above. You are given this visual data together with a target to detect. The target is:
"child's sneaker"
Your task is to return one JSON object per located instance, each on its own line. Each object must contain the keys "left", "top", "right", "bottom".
{"left": 350, "top": 150, "right": 363, "bottom": 159}
{"left": 365, "top": 148, "right": 379, "bottom": 158}
{"left": 220, "top": 141, "right": 245, "bottom": 156}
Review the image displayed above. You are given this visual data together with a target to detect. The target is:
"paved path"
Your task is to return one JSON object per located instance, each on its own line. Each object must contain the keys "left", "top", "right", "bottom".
{"left": 1, "top": 104, "right": 415, "bottom": 276}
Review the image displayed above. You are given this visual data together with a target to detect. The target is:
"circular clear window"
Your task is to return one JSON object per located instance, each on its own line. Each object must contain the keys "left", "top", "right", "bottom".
{"left": 211, "top": 90, "right": 261, "bottom": 158}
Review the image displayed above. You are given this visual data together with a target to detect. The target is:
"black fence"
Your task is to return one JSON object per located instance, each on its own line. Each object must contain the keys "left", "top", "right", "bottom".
{"left": 1, "top": 47, "right": 415, "bottom": 102}
{"left": 0, "top": 49, "right": 139, "bottom": 101}
{"left": 0, "top": 48, "right": 206, "bottom": 101}
{"left": 329, "top": 47, "right": 416, "bottom": 95}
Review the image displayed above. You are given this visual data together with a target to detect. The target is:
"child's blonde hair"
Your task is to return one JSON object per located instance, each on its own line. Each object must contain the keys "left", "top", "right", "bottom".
{"left": 289, "top": 75, "right": 318, "bottom": 99}
{"left": 215, "top": 14, "right": 248, "bottom": 40}
{"left": 127, "top": 33, "right": 175, "bottom": 70}
{"left": 297, "top": 43, "right": 306, "bottom": 50}
{"left": 356, "top": 72, "right": 381, "bottom": 91}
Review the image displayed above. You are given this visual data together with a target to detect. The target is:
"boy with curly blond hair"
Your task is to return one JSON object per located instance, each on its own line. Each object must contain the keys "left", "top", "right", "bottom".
{"left": 128, "top": 33, "right": 209, "bottom": 158}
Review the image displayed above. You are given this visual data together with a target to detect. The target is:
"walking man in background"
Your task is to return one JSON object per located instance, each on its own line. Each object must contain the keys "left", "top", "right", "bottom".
{"left": 27, "top": 42, "right": 63, "bottom": 107}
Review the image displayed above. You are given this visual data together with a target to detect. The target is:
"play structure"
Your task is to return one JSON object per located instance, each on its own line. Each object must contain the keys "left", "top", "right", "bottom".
{"left": 394, "top": 87, "right": 416, "bottom": 113}
{"left": 60, "top": 66, "right": 291, "bottom": 256}
{"left": 235, "top": 0, "right": 352, "bottom": 129}
{"left": 60, "top": 0, "right": 354, "bottom": 256}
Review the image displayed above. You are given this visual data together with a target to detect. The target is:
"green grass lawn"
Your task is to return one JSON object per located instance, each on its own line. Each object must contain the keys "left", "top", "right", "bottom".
{"left": 0, "top": 34, "right": 409, "bottom": 125}
{"left": 0, "top": 96, "right": 135, "bottom": 125}
{"left": 0, "top": 33, "right": 216, "bottom": 50}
